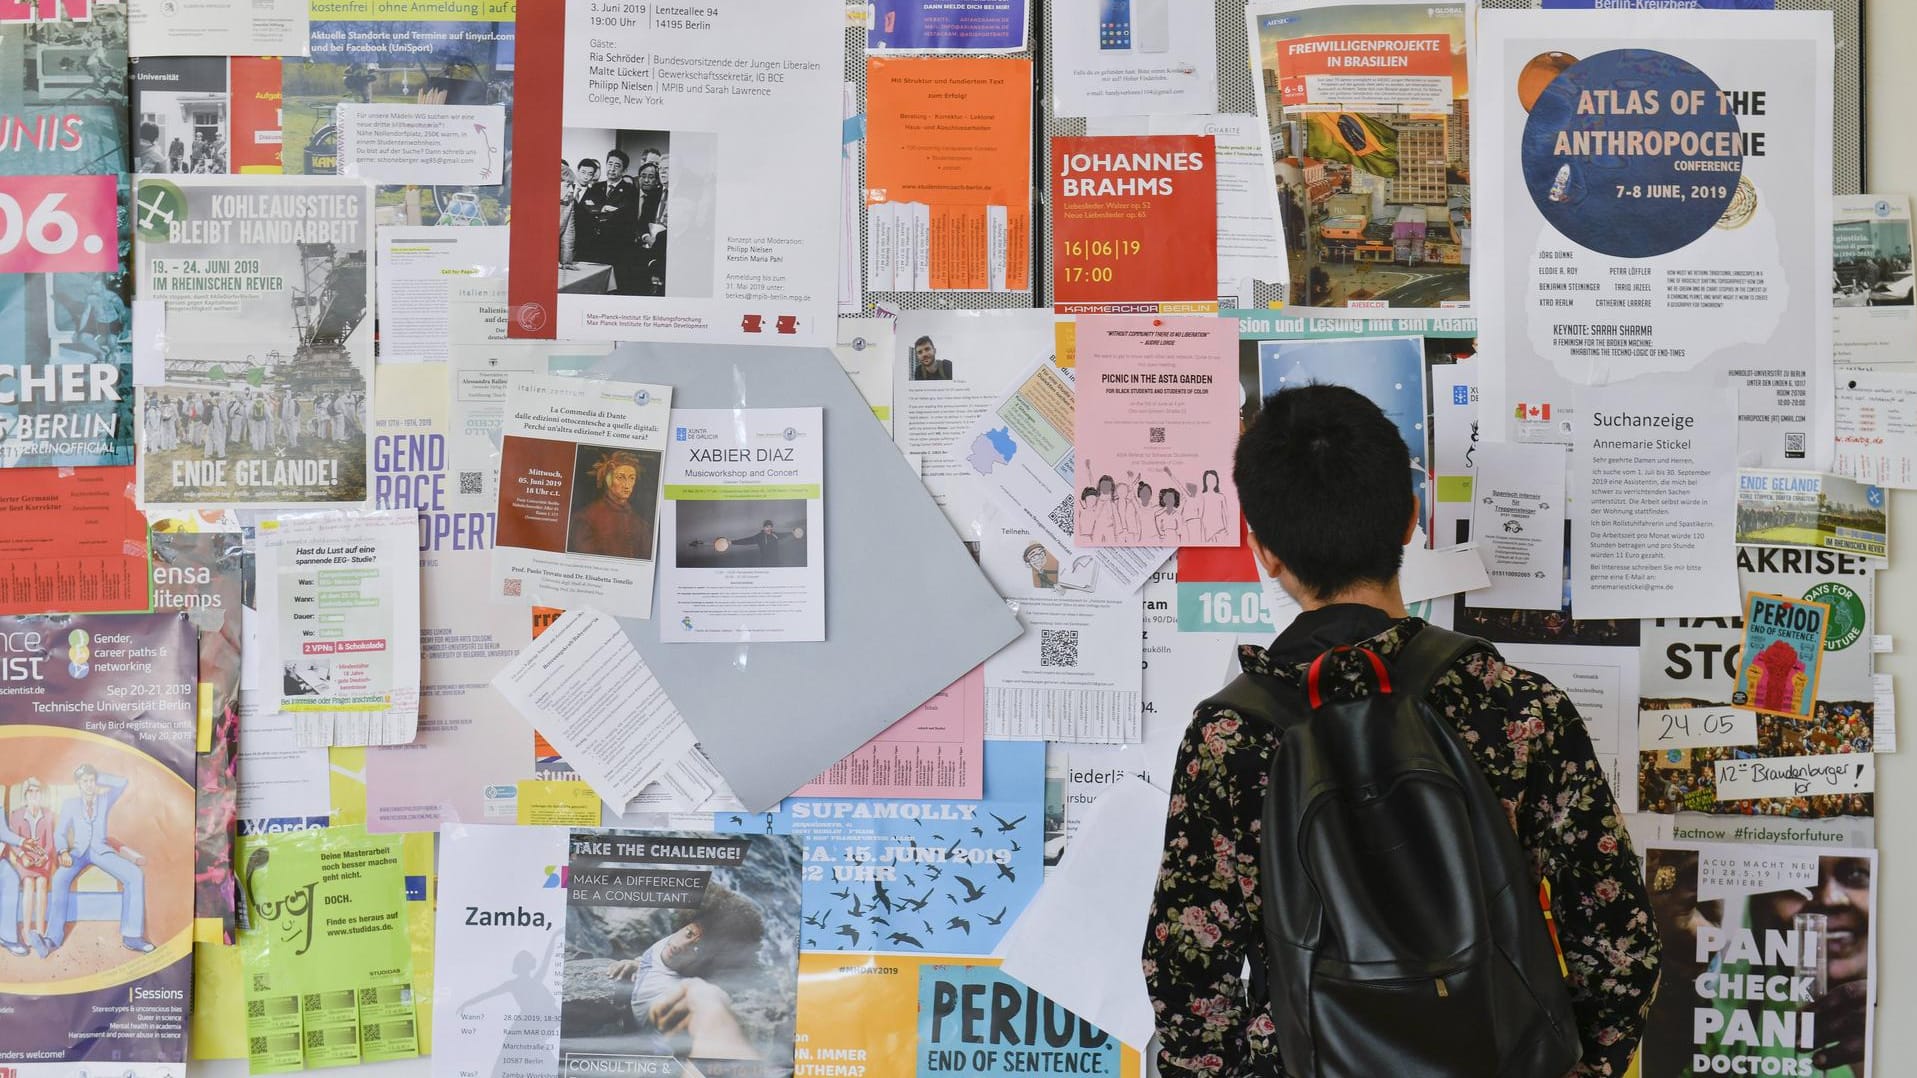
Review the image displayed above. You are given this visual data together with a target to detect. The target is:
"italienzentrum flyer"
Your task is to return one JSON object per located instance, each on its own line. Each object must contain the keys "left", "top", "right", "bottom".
{"left": 1475, "top": 10, "right": 1835, "bottom": 471}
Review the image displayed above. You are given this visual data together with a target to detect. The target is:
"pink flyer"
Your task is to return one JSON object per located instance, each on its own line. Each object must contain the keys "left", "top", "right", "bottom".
{"left": 1073, "top": 315, "right": 1241, "bottom": 547}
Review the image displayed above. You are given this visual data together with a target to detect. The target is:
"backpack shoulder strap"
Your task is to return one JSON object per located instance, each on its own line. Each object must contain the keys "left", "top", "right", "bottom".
{"left": 1391, "top": 625, "right": 1499, "bottom": 698}
{"left": 1204, "top": 671, "right": 1304, "bottom": 730}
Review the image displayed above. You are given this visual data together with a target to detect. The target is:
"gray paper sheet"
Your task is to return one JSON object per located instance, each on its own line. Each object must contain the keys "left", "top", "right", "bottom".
{"left": 588, "top": 342, "right": 1022, "bottom": 811}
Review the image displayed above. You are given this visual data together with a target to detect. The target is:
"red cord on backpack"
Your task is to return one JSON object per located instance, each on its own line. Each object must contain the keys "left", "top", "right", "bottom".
{"left": 1305, "top": 646, "right": 1393, "bottom": 708}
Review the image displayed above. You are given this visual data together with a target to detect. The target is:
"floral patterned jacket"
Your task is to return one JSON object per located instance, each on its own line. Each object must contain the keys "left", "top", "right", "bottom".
{"left": 1143, "top": 605, "right": 1660, "bottom": 1077}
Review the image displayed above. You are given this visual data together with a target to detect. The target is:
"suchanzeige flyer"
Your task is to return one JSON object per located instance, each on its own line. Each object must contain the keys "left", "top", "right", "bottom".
{"left": 0, "top": 612, "right": 197, "bottom": 1076}
{"left": 1475, "top": 10, "right": 1835, "bottom": 469}
{"left": 660, "top": 407, "right": 825, "bottom": 643}
{"left": 508, "top": 0, "right": 839, "bottom": 345}
{"left": 0, "top": 0, "right": 136, "bottom": 469}
{"left": 133, "top": 175, "right": 376, "bottom": 508}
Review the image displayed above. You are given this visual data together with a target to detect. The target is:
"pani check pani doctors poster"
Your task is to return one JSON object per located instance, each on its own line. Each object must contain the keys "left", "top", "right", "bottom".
{"left": 1475, "top": 10, "right": 1835, "bottom": 470}
{"left": 508, "top": 0, "right": 841, "bottom": 346}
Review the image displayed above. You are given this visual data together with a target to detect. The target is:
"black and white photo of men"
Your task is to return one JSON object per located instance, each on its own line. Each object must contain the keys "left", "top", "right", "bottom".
{"left": 559, "top": 128, "right": 717, "bottom": 300}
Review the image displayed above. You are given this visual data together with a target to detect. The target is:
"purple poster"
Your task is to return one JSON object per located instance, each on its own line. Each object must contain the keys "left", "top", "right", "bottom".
{"left": 868, "top": 0, "right": 1029, "bottom": 52}
{"left": 0, "top": 612, "right": 197, "bottom": 1074}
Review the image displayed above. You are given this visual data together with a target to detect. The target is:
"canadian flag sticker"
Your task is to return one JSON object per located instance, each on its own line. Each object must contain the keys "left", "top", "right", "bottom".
{"left": 1515, "top": 402, "right": 1552, "bottom": 421}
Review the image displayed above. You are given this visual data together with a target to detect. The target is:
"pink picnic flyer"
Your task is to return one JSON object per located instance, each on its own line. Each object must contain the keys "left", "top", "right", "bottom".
{"left": 1072, "top": 315, "right": 1241, "bottom": 547}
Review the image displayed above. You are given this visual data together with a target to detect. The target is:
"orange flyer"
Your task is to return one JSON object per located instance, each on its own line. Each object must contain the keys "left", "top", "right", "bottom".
{"left": 865, "top": 56, "right": 1033, "bottom": 292}
{"left": 0, "top": 465, "right": 148, "bottom": 615}
{"left": 1051, "top": 134, "right": 1218, "bottom": 312}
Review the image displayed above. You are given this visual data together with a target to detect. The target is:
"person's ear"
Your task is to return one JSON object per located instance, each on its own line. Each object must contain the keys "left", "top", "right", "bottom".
{"left": 1246, "top": 532, "right": 1284, "bottom": 580}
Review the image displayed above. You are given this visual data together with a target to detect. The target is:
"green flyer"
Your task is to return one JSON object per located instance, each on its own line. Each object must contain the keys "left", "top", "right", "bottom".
{"left": 238, "top": 825, "right": 421, "bottom": 1072}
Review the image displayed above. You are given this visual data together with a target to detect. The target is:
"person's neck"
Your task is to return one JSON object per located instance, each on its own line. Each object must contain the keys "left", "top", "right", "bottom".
{"left": 1293, "top": 579, "right": 1408, "bottom": 620}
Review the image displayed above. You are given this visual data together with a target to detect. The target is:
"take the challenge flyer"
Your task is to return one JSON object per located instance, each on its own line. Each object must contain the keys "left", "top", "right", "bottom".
{"left": 1051, "top": 135, "right": 1218, "bottom": 313}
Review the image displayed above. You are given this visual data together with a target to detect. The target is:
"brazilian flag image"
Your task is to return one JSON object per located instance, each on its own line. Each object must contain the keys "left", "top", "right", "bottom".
{"left": 1307, "top": 112, "right": 1400, "bottom": 177}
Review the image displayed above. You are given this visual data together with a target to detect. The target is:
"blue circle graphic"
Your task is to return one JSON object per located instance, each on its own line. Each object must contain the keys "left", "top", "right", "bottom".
{"left": 1520, "top": 49, "right": 1743, "bottom": 258}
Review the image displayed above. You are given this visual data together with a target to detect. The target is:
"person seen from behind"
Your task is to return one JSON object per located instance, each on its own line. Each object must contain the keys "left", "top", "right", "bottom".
{"left": 1142, "top": 383, "right": 1660, "bottom": 1076}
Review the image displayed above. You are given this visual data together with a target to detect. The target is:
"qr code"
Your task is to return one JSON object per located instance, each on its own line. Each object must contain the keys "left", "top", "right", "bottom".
{"left": 502, "top": 577, "right": 522, "bottom": 597}
{"left": 247, "top": 1000, "right": 265, "bottom": 1019}
{"left": 1039, "top": 629, "right": 1080, "bottom": 668}
{"left": 1047, "top": 497, "right": 1074, "bottom": 535}
{"left": 1786, "top": 432, "right": 1806, "bottom": 459}
{"left": 365, "top": 1023, "right": 382, "bottom": 1044}
{"left": 303, "top": 1030, "right": 324, "bottom": 1051}
{"left": 459, "top": 470, "right": 483, "bottom": 495}
{"left": 1149, "top": 426, "right": 1165, "bottom": 444}
{"left": 249, "top": 1037, "right": 268, "bottom": 1056}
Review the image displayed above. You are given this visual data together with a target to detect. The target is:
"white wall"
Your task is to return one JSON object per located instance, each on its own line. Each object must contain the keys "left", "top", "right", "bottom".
{"left": 1862, "top": 1, "right": 1915, "bottom": 1068}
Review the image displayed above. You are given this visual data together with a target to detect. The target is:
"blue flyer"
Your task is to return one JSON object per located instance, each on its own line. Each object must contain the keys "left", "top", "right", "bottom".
{"left": 717, "top": 739, "right": 1044, "bottom": 955}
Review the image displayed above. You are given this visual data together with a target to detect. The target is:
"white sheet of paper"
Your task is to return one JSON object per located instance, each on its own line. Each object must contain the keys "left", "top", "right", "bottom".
{"left": 1498, "top": 639, "right": 1638, "bottom": 813}
{"left": 1833, "top": 194, "right": 1917, "bottom": 367}
{"left": 1713, "top": 754, "right": 1875, "bottom": 802}
{"left": 337, "top": 103, "right": 507, "bottom": 186}
{"left": 979, "top": 515, "right": 1144, "bottom": 743}
{"left": 834, "top": 317, "right": 896, "bottom": 434}
{"left": 1430, "top": 362, "right": 1479, "bottom": 547}
{"left": 234, "top": 690, "right": 332, "bottom": 824}
{"left": 839, "top": 81, "right": 864, "bottom": 315}
{"left": 1638, "top": 707, "right": 1759, "bottom": 751}
{"left": 892, "top": 309, "right": 1056, "bottom": 540}
{"left": 659, "top": 408, "right": 825, "bottom": 642}
{"left": 996, "top": 775, "right": 1167, "bottom": 1051}
{"left": 1833, "top": 369, "right": 1917, "bottom": 489}
{"left": 1571, "top": 376, "right": 1740, "bottom": 619}
{"left": 1049, "top": 0, "right": 1217, "bottom": 119}
{"left": 1084, "top": 114, "right": 1287, "bottom": 304}
{"left": 132, "top": 298, "right": 166, "bottom": 386}
{"left": 1872, "top": 671, "right": 1896, "bottom": 753}
{"left": 375, "top": 226, "right": 509, "bottom": 363}
{"left": 1400, "top": 530, "right": 1490, "bottom": 604}
{"left": 491, "top": 608, "right": 701, "bottom": 809}
{"left": 1467, "top": 442, "right": 1567, "bottom": 611}
{"left": 256, "top": 509, "right": 423, "bottom": 747}
{"left": 1044, "top": 562, "right": 1232, "bottom": 865}
{"left": 130, "top": 0, "right": 308, "bottom": 58}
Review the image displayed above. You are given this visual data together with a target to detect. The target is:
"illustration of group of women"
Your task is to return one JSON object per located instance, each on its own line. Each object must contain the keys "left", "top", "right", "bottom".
{"left": 1076, "top": 460, "right": 1232, "bottom": 545}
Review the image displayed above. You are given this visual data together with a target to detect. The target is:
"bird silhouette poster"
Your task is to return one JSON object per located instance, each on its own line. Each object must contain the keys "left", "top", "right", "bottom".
{"left": 715, "top": 739, "right": 1044, "bottom": 955}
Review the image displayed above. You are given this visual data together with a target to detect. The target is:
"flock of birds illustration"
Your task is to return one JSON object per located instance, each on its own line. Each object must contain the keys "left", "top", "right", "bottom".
{"left": 750, "top": 811, "right": 1028, "bottom": 949}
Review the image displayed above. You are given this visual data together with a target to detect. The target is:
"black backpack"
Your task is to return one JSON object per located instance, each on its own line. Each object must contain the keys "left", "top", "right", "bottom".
{"left": 1205, "top": 626, "right": 1581, "bottom": 1078}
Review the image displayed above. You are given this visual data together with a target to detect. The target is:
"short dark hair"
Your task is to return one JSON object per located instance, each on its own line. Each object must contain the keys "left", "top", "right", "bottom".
{"left": 681, "top": 882, "right": 764, "bottom": 953}
{"left": 578, "top": 158, "right": 600, "bottom": 172}
{"left": 139, "top": 122, "right": 159, "bottom": 142}
{"left": 1234, "top": 384, "right": 1411, "bottom": 600}
{"left": 606, "top": 148, "right": 629, "bottom": 167}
